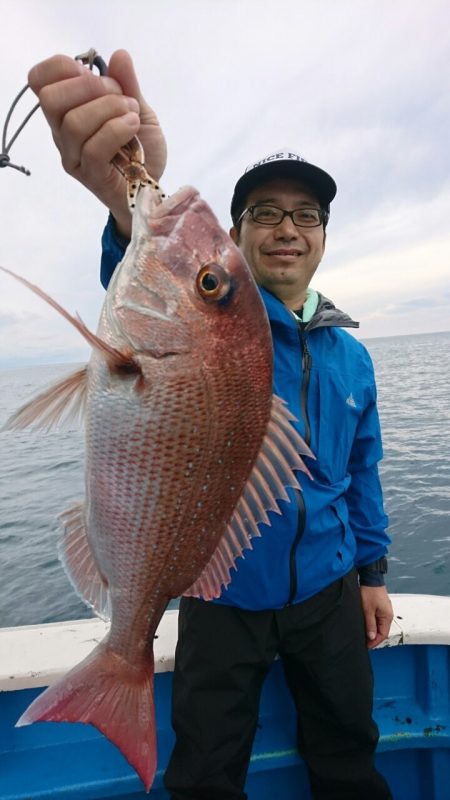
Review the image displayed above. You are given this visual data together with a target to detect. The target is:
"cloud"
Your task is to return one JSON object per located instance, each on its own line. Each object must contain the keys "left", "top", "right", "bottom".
{"left": 382, "top": 297, "right": 448, "bottom": 315}
{"left": 326, "top": 186, "right": 450, "bottom": 267}
{"left": 0, "top": 311, "right": 26, "bottom": 328}
{"left": 1, "top": 0, "right": 450, "bottom": 366}
{"left": 313, "top": 228, "right": 450, "bottom": 339}
{"left": 383, "top": 297, "right": 432, "bottom": 314}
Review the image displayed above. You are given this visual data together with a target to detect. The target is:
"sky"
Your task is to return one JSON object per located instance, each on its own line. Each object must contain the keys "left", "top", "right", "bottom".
{"left": 1, "top": 0, "right": 449, "bottom": 368}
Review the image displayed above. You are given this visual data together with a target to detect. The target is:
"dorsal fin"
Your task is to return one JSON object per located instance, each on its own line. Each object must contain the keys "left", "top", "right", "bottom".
{"left": 3, "top": 366, "right": 88, "bottom": 431}
{"left": 0, "top": 265, "right": 136, "bottom": 369}
{"left": 184, "top": 394, "right": 314, "bottom": 601}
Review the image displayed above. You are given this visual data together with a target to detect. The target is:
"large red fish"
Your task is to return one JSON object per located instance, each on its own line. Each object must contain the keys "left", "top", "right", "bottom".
{"left": 2, "top": 184, "right": 312, "bottom": 791}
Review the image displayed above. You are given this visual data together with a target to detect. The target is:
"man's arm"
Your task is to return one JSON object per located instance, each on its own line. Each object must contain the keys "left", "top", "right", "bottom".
{"left": 346, "top": 372, "right": 394, "bottom": 648}
{"left": 28, "top": 50, "right": 167, "bottom": 237}
{"left": 100, "top": 214, "right": 130, "bottom": 289}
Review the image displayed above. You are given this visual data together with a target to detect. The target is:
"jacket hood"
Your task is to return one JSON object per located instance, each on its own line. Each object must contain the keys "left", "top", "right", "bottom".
{"left": 259, "top": 286, "right": 359, "bottom": 331}
{"left": 305, "top": 293, "right": 359, "bottom": 331}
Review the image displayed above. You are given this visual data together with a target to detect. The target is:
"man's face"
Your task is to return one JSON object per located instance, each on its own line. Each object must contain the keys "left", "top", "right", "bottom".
{"left": 230, "top": 177, "right": 326, "bottom": 308}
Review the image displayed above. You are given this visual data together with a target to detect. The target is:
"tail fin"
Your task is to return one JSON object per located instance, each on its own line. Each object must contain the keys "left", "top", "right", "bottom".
{"left": 16, "top": 643, "right": 156, "bottom": 792}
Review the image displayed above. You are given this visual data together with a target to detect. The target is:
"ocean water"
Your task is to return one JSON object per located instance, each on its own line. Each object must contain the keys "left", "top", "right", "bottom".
{"left": 1, "top": 330, "right": 449, "bottom": 628}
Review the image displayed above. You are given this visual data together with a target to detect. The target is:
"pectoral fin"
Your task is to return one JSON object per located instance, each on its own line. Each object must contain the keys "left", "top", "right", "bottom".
{"left": 3, "top": 366, "right": 88, "bottom": 431}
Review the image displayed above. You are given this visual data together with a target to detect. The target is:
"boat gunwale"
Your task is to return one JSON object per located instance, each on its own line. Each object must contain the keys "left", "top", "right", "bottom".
{"left": 1, "top": 594, "right": 450, "bottom": 691}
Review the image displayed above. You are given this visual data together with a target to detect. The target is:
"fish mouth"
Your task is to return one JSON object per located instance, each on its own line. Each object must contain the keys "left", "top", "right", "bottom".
{"left": 137, "top": 184, "right": 200, "bottom": 221}
{"left": 153, "top": 185, "right": 200, "bottom": 216}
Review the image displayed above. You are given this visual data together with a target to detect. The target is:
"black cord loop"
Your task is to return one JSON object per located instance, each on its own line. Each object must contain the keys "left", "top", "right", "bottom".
{"left": 0, "top": 48, "right": 107, "bottom": 177}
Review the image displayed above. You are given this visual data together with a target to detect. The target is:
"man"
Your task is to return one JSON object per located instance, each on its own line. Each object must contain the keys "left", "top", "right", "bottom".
{"left": 29, "top": 51, "right": 394, "bottom": 800}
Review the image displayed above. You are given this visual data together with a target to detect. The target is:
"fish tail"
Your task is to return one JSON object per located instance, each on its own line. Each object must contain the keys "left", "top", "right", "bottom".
{"left": 16, "top": 642, "right": 156, "bottom": 792}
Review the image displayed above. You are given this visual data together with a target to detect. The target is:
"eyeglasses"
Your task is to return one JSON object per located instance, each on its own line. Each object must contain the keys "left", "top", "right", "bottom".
{"left": 237, "top": 204, "right": 328, "bottom": 228}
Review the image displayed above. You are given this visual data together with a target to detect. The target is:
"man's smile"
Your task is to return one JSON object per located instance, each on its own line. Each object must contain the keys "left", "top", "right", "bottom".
{"left": 265, "top": 248, "right": 305, "bottom": 257}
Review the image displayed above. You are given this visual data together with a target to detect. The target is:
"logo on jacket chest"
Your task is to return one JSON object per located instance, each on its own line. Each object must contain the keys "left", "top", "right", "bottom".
{"left": 345, "top": 392, "right": 357, "bottom": 409}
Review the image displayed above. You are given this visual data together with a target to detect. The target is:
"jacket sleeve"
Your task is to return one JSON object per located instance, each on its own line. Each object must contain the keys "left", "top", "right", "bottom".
{"left": 100, "top": 214, "right": 130, "bottom": 290}
{"left": 346, "top": 370, "right": 391, "bottom": 571}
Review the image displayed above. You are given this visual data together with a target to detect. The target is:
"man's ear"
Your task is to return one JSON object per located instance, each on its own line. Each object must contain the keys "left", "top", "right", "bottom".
{"left": 229, "top": 226, "right": 239, "bottom": 244}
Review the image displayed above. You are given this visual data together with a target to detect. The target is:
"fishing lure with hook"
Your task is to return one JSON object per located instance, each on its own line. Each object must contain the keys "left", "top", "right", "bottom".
{"left": 0, "top": 48, "right": 166, "bottom": 211}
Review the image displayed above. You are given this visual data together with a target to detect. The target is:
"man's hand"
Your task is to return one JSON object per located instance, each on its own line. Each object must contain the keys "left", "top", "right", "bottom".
{"left": 360, "top": 585, "right": 394, "bottom": 649}
{"left": 28, "top": 50, "right": 167, "bottom": 237}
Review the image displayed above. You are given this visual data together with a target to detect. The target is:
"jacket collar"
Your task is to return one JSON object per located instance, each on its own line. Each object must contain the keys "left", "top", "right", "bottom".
{"left": 259, "top": 286, "right": 359, "bottom": 331}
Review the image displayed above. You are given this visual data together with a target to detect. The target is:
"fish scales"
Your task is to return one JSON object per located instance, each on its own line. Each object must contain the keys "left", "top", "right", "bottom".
{"left": 2, "top": 183, "right": 313, "bottom": 792}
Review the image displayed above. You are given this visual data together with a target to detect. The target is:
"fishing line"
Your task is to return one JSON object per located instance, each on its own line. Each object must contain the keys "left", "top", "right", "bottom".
{"left": 0, "top": 49, "right": 107, "bottom": 177}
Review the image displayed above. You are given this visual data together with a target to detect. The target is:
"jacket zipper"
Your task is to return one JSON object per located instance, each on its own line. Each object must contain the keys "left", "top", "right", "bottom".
{"left": 300, "top": 335, "right": 312, "bottom": 444}
{"left": 288, "top": 330, "right": 312, "bottom": 605}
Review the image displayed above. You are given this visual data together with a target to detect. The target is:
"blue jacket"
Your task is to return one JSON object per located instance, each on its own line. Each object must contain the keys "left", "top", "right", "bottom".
{"left": 101, "top": 218, "right": 390, "bottom": 611}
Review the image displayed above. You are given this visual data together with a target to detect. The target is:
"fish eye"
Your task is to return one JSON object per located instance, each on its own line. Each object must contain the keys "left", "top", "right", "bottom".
{"left": 196, "top": 263, "right": 231, "bottom": 301}
{"left": 201, "top": 272, "right": 219, "bottom": 292}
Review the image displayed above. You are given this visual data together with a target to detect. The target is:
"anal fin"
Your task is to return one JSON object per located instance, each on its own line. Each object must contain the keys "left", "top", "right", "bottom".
{"left": 184, "top": 394, "right": 314, "bottom": 601}
{"left": 59, "top": 503, "right": 110, "bottom": 620}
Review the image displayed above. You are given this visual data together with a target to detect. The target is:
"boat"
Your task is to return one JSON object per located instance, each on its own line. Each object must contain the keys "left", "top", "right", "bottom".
{"left": 1, "top": 593, "right": 450, "bottom": 799}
